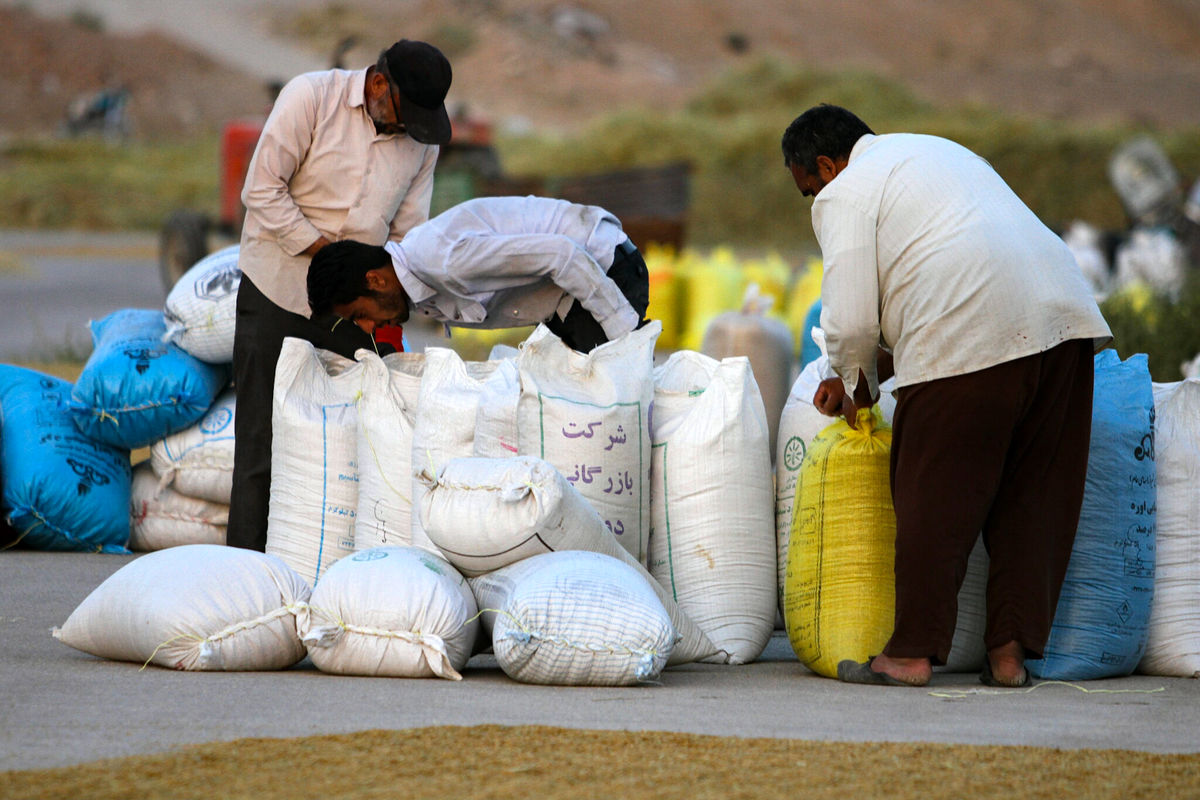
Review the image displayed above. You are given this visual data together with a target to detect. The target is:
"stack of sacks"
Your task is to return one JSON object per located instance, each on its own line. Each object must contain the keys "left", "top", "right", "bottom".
{"left": 162, "top": 245, "right": 241, "bottom": 364}
{"left": 649, "top": 351, "right": 776, "bottom": 664}
{"left": 0, "top": 366, "right": 131, "bottom": 552}
{"left": 515, "top": 322, "right": 660, "bottom": 565}
{"left": 131, "top": 389, "right": 237, "bottom": 550}
{"left": 1139, "top": 379, "right": 1200, "bottom": 677}
{"left": 1029, "top": 351, "right": 1157, "bottom": 681}
{"left": 68, "top": 308, "right": 229, "bottom": 450}
{"left": 53, "top": 544, "right": 310, "bottom": 670}
{"left": 298, "top": 546, "right": 479, "bottom": 679}
{"left": 419, "top": 454, "right": 717, "bottom": 684}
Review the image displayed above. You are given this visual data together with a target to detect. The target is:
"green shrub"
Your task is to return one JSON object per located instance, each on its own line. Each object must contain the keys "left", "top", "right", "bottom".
{"left": 1101, "top": 271, "right": 1200, "bottom": 382}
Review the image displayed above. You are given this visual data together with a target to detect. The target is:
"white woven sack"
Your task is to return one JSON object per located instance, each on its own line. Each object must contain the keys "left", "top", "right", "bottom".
{"left": 352, "top": 351, "right": 419, "bottom": 551}
{"left": 474, "top": 357, "right": 520, "bottom": 458}
{"left": 469, "top": 550, "right": 674, "bottom": 686}
{"left": 266, "top": 338, "right": 363, "bottom": 586}
{"left": 150, "top": 389, "right": 236, "bottom": 504}
{"left": 129, "top": 462, "right": 227, "bottom": 551}
{"left": 418, "top": 455, "right": 716, "bottom": 665}
{"left": 298, "top": 546, "right": 478, "bottom": 679}
{"left": 516, "top": 322, "right": 659, "bottom": 566}
{"left": 162, "top": 244, "right": 241, "bottom": 363}
{"left": 52, "top": 544, "right": 309, "bottom": 670}
{"left": 649, "top": 351, "right": 775, "bottom": 664}
{"left": 1139, "top": 379, "right": 1200, "bottom": 677}
{"left": 410, "top": 348, "right": 499, "bottom": 555}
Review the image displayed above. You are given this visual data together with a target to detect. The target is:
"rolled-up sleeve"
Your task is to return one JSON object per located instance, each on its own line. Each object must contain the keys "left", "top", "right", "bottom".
{"left": 814, "top": 197, "right": 881, "bottom": 400}
{"left": 388, "top": 145, "right": 438, "bottom": 240}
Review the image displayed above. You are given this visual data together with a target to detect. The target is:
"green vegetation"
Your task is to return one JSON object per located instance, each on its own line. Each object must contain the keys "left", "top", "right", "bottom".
{"left": 1102, "top": 273, "right": 1200, "bottom": 381}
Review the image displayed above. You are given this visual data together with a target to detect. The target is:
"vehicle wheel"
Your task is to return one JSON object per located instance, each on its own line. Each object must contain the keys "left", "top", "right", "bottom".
{"left": 159, "top": 210, "right": 210, "bottom": 291}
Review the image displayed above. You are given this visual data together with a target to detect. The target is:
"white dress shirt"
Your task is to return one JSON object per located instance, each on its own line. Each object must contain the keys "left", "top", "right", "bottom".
{"left": 239, "top": 68, "right": 438, "bottom": 316}
{"left": 813, "top": 133, "right": 1112, "bottom": 398}
{"left": 384, "top": 196, "right": 641, "bottom": 340}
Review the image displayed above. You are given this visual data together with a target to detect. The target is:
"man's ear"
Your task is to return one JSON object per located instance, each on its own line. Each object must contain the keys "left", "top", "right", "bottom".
{"left": 816, "top": 154, "right": 849, "bottom": 183}
{"left": 364, "top": 268, "right": 389, "bottom": 291}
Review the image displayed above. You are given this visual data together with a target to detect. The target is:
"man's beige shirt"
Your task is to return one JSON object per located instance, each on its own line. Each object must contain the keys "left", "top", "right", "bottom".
{"left": 239, "top": 67, "right": 438, "bottom": 316}
{"left": 813, "top": 133, "right": 1112, "bottom": 399}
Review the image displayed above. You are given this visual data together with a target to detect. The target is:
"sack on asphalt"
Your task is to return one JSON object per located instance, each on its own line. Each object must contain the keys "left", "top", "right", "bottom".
{"left": 1029, "top": 351, "right": 1156, "bottom": 681}
{"left": 469, "top": 550, "right": 675, "bottom": 686}
{"left": 266, "top": 338, "right": 361, "bottom": 586}
{"left": 298, "top": 546, "right": 478, "bottom": 679}
{"left": 68, "top": 308, "right": 229, "bottom": 449}
{"left": 149, "top": 388, "right": 235, "bottom": 505}
{"left": 129, "top": 462, "right": 227, "bottom": 551}
{"left": 52, "top": 544, "right": 309, "bottom": 670}
{"left": 162, "top": 244, "right": 241, "bottom": 364}
{"left": 1139, "top": 379, "right": 1200, "bottom": 677}
{"left": 649, "top": 351, "right": 776, "bottom": 664}
{"left": 0, "top": 365, "right": 131, "bottom": 553}
{"left": 418, "top": 454, "right": 716, "bottom": 665}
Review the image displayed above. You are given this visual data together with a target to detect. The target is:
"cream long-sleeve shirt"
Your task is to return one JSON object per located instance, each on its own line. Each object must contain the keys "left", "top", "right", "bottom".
{"left": 813, "top": 133, "right": 1112, "bottom": 398}
{"left": 239, "top": 67, "right": 438, "bottom": 316}
{"left": 384, "top": 195, "right": 640, "bottom": 339}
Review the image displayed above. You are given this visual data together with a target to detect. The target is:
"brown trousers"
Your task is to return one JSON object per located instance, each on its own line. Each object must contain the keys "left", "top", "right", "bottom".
{"left": 882, "top": 339, "right": 1095, "bottom": 664}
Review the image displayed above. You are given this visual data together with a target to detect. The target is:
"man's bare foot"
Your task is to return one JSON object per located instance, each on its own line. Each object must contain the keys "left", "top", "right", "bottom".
{"left": 870, "top": 653, "right": 933, "bottom": 686}
{"left": 985, "top": 640, "right": 1028, "bottom": 686}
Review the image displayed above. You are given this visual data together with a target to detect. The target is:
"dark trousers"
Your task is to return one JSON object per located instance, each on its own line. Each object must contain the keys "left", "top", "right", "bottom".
{"left": 226, "top": 275, "right": 392, "bottom": 551}
{"left": 543, "top": 240, "right": 650, "bottom": 352}
{"left": 883, "top": 339, "right": 1095, "bottom": 664}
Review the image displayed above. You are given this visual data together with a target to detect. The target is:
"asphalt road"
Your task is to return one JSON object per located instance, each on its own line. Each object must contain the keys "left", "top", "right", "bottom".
{"left": 3, "top": 550, "right": 1199, "bottom": 772}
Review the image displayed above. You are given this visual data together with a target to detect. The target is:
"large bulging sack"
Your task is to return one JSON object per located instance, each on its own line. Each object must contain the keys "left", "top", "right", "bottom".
{"left": 409, "top": 348, "right": 499, "bottom": 555}
{"left": 130, "top": 462, "right": 227, "bottom": 551}
{"left": 474, "top": 356, "right": 521, "bottom": 458}
{"left": 149, "top": 389, "right": 236, "bottom": 505}
{"left": 469, "top": 550, "right": 675, "bottom": 686}
{"left": 516, "top": 322, "right": 659, "bottom": 565}
{"left": 266, "top": 338, "right": 362, "bottom": 586}
{"left": 649, "top": 351, "right": 776, "bottom": 664}
{"left": 351, "top": 351, "right": 421, "bottom": 551}
{"left": 419, "top": 455, "right": 716, "bottom": 665}
{"left": 0, "top": 365, "right": 131, "bottom": 553}
{"left": 1139, "top": 379, "right": 1200, "bottom": 677}
{"left": 1029, "top": 350, "right": 1156, "bottom": 681}
{"left": 784, "top": 408, "right": 894, "bottom": 678}
{"left": 162, "top": 244, "right": 241, "bottom": 363}
{"left": 298, "top": 546, "right": 478, "bottom": 679}
{"left": 68, "top": 308, "right": 229, "bottom": 450}
{"left": 52, "top": 544, "right": 310, "bottom": 670}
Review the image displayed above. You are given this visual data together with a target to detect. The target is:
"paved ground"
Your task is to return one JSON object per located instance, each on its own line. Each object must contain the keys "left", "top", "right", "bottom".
{"left": 3, "top": 550, "right": 1198, "bottom": 772}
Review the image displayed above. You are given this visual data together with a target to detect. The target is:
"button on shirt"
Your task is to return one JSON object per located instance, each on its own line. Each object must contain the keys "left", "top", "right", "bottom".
{"left": 239, "top": 68, "right": 438, "bottom": 316}
{"left": 813, "top": 133, "right": 1112, "bottom": 399}
{"left": 383, "top": 196, "right": 640, "bottom": 340}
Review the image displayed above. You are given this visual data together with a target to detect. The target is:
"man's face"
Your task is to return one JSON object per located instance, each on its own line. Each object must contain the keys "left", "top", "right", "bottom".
{"left": 789, "top": 155, "right": 844, "bottom": 198}
{"left": 366, "top": 69, "right": 407, "bottom": 136}
{"left": 332, "top": 270, "right": 409, "bottom": 334}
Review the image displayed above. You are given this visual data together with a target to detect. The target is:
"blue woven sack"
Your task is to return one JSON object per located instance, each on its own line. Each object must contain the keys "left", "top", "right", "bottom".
{"left": 1028, "top": 350, "right": 1156, "bottom": 680}
{"left": 69, "top": 309, "right": 229, "bottom": 449}
{"left": 0, "top": 366, "right": 131, "bottom": 553}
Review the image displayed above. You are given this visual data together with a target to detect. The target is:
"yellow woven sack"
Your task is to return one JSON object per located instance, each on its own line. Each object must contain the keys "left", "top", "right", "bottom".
{"left": 784, "top": 406, "right": 895, "bottom": 678}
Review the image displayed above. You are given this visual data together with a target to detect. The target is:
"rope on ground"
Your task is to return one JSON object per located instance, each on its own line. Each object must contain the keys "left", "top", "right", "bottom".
{"left": 929, "top": 680, "right": 1167, "bottom": 699}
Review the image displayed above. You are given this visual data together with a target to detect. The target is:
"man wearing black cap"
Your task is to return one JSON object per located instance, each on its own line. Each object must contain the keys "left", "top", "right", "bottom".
{"left": 228, "top": 40, "right": 453, "bottom": 552}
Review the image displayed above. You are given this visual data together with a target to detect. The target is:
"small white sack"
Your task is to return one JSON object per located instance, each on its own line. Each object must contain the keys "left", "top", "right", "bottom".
{"left": 649, "top": 351, "right": 776, "bottom": 664}
{"left": 469, "top": 550, "right": 674, "bottom": 686}
{"left": 266, "top": 338, "right": 362, "bottom": 586}
{"left": 129, "top": 462, "right": 227, "bottom": 551}
{"left": 1139, "top": 379, "right": 1200, "bottom": 677}
{"left": 410, "top": 348, "right": 499, "bottom": 554}
{"left": 299, "top": 546, "right": 478, "bottom": 679}
{"left": 150, "top": 389, "right": 236, "bottom": 504}
{"left": 162, "top": 244, "right": 241, "bottom": 363}
{"left": 52, "top": 544, "right": 309, "bottom": 670}
{"left": 419, "top": 455, "right": 716, "bottom": 664}
{"left": 516, "top": 323, "right": 659, "bottom": 565}
{"left": 352, "top": 351, "right": 421, "bottom": 551}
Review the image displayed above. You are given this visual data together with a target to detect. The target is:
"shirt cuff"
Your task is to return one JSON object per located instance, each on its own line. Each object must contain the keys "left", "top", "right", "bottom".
{"left": 599, "top": 306, "right": 640, "bottom": 342}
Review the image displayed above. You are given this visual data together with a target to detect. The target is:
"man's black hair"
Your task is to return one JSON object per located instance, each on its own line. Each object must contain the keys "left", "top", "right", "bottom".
{"left": 307, "top": 240, "right": 391, "bottom": 317}
{"left": 781, "top": 104, "right": 875, "bottom": 173}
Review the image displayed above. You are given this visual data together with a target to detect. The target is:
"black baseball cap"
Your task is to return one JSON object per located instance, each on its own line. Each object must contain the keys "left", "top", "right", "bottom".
{"left": 383, "top": 40, "right": 452, "bottom": 146}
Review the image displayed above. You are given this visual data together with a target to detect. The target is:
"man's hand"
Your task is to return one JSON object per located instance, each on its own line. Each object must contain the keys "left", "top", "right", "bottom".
{"left": 301, "top": 235, "right": 331, "bottom": 257}
{"left": 813, "top": 377, "right": 863, "bottom": 430}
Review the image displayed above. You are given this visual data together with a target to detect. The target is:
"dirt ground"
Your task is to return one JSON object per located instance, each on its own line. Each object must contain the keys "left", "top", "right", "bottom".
{"left": 3, "top": 0, "right": 1199, "bottom": 140}
{"left": 1, "top": 725, "right": 1198, "bottom": 800}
